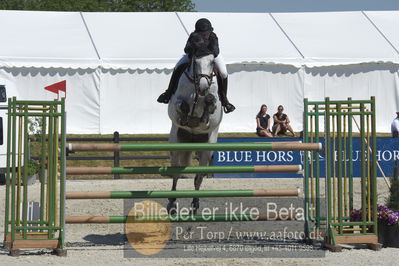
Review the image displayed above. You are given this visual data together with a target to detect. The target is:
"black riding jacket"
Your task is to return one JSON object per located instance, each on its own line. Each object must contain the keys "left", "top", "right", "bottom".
{"left": 184, "top": 32, "right": 220, "bottom": 58}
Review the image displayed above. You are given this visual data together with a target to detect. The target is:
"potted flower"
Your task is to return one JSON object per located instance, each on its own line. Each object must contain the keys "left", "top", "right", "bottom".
{"left": 350, "top": 160, "right": 399, "bottom": 247}
{"left": 350, "top": 206, "right": 399, "bottom": 248}
{"left": 378, "top": 160, "right": 399, "bottom": 247}
{"left": 377, "top": 206, "right": 399, "bottom": 247}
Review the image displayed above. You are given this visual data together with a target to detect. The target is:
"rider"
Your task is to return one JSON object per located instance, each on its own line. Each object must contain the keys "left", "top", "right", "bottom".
{"left": 157, "top": 18, "right": 235, "bottom": 114}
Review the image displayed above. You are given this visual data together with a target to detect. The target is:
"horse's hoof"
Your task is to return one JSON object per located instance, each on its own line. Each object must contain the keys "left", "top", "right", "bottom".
{"left": 204, "top": 94, "right": 217, "bottom": 115}
{"left": 200, "top": 113, "right": 209, "bottom": 124}
{"left": 167, "top": 202, "right": 177, "bottom": 215}
{"left": 209, "top": 105, "right": 217, "bottom": 114}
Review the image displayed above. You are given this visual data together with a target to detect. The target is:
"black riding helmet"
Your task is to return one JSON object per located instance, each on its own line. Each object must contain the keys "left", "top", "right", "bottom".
{"left": 195, "top": 18, "right": 213, "bottom": 34}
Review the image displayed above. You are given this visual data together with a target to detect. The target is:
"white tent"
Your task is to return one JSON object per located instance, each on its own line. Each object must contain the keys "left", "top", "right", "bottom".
{"left": 0, "top": 10, "right": 398, "bottom": 134}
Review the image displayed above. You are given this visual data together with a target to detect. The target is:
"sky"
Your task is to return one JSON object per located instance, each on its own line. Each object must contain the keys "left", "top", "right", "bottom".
{"left": 192, "top": 0, "right": 399, "bottom": 13}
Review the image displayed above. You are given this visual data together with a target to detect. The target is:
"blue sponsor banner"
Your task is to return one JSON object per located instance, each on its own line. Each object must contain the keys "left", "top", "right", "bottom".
{"left": 213, "top": 137, "right": 399, "bottom": 178}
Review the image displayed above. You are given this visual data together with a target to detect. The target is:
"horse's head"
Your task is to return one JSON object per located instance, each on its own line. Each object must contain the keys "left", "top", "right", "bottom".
{"left": 169, "top": 53, "right": 221, "bottom": 130}
{"left": 192, "top": 54, "right": 215, "bottom": 96}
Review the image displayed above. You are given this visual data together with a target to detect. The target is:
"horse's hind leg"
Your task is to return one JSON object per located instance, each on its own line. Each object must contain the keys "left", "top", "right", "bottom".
{"left": 167, "top": 175, "right": 179, "bottom": 215}
{"left": 191, "top": 150, "right": 213, "bottom": 214}
{"left": 191, "top": 173, "right": 205, "bottom": 214}
{"left": 168, "top": 150, "right": 192, "bottom": 215}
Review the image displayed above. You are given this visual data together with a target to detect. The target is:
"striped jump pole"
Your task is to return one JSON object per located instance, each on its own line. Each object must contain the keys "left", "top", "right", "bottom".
{"left": 65, "top": 213, "right": 297, "bottom": 224}
{"left": 66, "top": 188, "right": 300, "bottom": 199}
{"left": 67, "top": 142, "right": 322, "bottom": 152}
{"left": 66, "top": 165, "right": 302, "bottom": 175}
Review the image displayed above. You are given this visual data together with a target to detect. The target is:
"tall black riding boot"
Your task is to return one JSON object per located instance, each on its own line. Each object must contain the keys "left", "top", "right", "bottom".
{"left": 217, "top": 75, "right": 235, "bottom": 113}
{"left": 157, "top": 63, "right": 189, "bottom": 104}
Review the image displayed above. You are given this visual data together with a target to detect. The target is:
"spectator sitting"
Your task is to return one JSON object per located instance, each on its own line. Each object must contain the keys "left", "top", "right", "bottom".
{"left": 391, "top": 111, "right": 399, "bottom": 138}
{"left": 272, "top": 105, "right": 295, "bottom": 137}
{"left": 256, "top": 104, "right": 273, "bottom": 137}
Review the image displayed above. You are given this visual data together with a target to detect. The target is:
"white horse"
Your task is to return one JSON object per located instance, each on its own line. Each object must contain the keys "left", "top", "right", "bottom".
{"left": 167, "top": 54, "right": 223, "bottom": 214}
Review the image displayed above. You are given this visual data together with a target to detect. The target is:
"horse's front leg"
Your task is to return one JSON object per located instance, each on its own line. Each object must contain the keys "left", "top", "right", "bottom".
{"left": 200, "top": 94, "right": 216, "bottom": 124}
{"left": 177, "top": 100, "right": 190, "bottom": 126}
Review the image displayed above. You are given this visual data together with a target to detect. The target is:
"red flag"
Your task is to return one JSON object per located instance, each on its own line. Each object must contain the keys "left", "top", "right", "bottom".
{"left": 44, "top": 80, "right": 66, "bottom": 96}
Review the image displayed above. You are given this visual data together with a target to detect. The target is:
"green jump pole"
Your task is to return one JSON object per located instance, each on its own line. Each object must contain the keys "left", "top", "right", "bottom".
{"left": 4, "top": 98, "right": 12, "bottom": 241}
{"left": 67, "top": 142, "right": 322, "bottom": 152}
{"left": 66, "top": 213, "right": 297, "bottom": 224}
{"left": 303, "top": 98, "right": 311, "bottom": 239}
{"left": 66, "top": 165, "right": 302, "bottom": 175}
{"left": 371, "top": 96, "right": 378, "bottom": 236}
{"left": 66, "top": 188, "right": 300, "bottom": 199}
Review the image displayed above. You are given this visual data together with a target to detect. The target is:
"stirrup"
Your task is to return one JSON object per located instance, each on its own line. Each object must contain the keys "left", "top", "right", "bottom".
{"left": 223, "top": 103, "right": 236, "bottom": 113}
{"left": 157, "top": 92, "right": 170, "bottom": 104}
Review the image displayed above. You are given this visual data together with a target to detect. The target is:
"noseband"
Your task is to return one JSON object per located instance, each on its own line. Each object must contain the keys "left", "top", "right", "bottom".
{"left": 184, "top": 72, "right": 214, "bottom": 88}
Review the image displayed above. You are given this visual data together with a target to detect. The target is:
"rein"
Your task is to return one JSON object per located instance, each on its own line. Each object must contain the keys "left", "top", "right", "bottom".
{"left": 190, "top": 56, "right": 199, "bottom": 117}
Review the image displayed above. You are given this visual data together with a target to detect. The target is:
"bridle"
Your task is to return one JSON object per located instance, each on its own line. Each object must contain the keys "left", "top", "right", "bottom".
{"left": 184, "top": 55, "right": 215, "bottom": 88}
{"left": 184, "top": 55, "right": 215, "bottom": 117}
